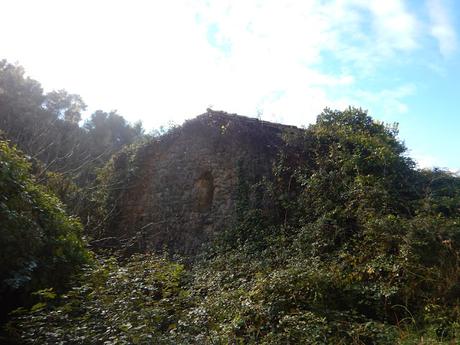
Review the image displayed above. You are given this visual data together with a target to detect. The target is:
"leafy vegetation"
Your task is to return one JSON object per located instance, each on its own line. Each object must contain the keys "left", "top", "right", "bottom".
{"left": 7, "top": 255, "right": 187, "bottom": 344}
{"left": 0, "top": 140, "right": 91, "bottom": 325}
{"left": 1, "top": 61, "right": 459, "bottom": 343}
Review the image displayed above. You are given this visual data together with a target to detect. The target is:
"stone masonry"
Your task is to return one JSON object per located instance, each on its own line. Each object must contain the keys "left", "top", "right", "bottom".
{"left": 108, "top": 110, "right": 300, "bottom": 254}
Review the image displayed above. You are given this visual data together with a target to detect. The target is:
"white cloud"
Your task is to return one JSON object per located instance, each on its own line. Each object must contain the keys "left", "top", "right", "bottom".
{"left": 351, "top": 84, "right": 416, "bottom": 117}
{"left": 426, "top": 0, "right": 458, "bottom": 57}
{"left": 411, "top": 152, "right": 439, "bottom": 169}
{"left": 0, "top": 0, "right": 449, "bottom": 132}
{"left": 410, "top": 151, "right": 457, "bottom": 172}
{"left": 187, "top": 0, "right": 422, "bottom": 126}
{"left": 367, "top": 0, "right": 419, "bottom": 52}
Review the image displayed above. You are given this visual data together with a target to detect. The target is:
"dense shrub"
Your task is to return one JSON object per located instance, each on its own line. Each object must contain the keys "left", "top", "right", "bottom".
{"left": 0, "top": 140, "right": 91, "bottom": 320}
{"left": 7, "top": 255, "right": 188, "bottom": 344}
{"left": 6, "top": 108, "right": 460, "bottom": 344}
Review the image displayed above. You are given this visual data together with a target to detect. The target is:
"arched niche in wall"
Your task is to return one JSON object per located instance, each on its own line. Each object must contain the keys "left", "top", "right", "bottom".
{"left": 194, "top": 171, "right": 214, "bottom": 212}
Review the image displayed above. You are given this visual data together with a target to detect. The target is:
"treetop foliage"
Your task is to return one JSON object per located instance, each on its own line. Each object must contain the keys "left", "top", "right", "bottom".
{"left": 0, "top": 59, "right": 145, "bottom": 187}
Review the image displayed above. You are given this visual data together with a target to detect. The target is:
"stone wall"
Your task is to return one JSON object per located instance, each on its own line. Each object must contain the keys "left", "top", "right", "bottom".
{"left": 108, "top": 110, "right": 301, "bottom": 254}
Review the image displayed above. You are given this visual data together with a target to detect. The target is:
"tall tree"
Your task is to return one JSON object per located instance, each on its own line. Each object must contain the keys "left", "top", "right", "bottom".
{"left": 43, "top": 89, "right": 86, "bottom": 124}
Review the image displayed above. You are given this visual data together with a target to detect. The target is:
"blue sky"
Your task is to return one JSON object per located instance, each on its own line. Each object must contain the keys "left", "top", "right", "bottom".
{"left": 1, "top": 0, "right": 458, "bottom": 171}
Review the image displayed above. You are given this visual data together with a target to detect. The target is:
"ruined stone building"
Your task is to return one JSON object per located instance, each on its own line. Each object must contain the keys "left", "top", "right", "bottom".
{"left": 106, "top": 110, "right": 302, "bottom": 254}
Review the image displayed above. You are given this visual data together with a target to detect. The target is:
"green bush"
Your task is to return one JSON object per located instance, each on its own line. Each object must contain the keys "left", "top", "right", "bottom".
{"left": 8, "top": 254, "right": 188, "bottom": 345}
{"left": 0, "top": 140, "right": 91, "bottom": 317}
{"left": 6, "top": 108, "right": 460, "bottom": 344}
